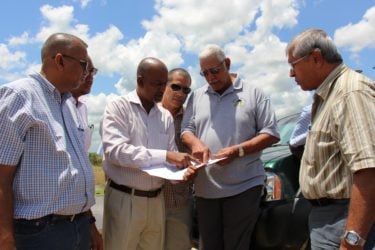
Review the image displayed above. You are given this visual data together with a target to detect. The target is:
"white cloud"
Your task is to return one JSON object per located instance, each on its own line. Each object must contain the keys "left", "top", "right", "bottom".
{"left": 80, "top": 0, "right": 91, "bottom": 9}
{"left": 255, "top": 0, "right": 299, "bottom": 38}
{"left": 89, "top": 27, "right": 184, "bottom": 94}
{"left": 8, "top": 32, "right": 31, "bottom": 46}
{"left": 0, "top": 44, "right": 26, "bottom": 70}
{"left": 135, "top": 0, "right": 305, "bottom": 116}
{"left": 334, "top": 5, "right": 375, "bottom": 53}
{"left": 84, "top": 93, "right": 118, "bottom": 152}
{"left": 25, "top": 63, "right": 42, "bottom": 75}
{"left": 144, "top": 0, "right": 260, "bottom": 52}
{"left": 0, "top": 0, "right": 312, "bottom": 151}
{"left": 35, "top": 5, "right": 90, "bottom": 43}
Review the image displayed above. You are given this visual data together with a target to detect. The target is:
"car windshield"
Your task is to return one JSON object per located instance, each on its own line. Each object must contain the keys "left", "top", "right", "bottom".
{"left": 274, "top": 113, "right": 300, "bottom": 145}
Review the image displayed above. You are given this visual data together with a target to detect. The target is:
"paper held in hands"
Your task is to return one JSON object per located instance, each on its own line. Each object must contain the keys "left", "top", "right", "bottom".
{"left": 141, "top": 157, "right": 227, "bottom": 181}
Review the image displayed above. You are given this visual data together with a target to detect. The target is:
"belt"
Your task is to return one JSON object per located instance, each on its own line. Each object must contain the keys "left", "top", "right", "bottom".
{"left": 14, "top": 211, "right": 89, "bottom": 224}
{"left": 109, "top": 180, "right": 162, "bottom": 198}
{"left": 307, "top": 198, "right": 349, "bottom": 206}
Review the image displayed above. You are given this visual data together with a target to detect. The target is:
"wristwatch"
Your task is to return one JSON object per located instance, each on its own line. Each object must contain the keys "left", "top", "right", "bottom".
{"left": 238, "top": 146, "right": 245, "bottom": 157}
{"left": 343, "top": 230, "right": 366, "bottom": 246}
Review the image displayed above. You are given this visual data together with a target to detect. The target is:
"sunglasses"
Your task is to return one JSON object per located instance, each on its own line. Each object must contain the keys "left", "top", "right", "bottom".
{"left": 169, "top": 83, "right": 191, "bottom": 94}
{"left": 199, "top": 61, "right": 224, "bottom": 77}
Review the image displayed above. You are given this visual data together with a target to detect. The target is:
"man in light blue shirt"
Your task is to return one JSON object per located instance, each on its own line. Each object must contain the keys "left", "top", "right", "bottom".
{"left": 182, "top": 44, "right": 279, "bottom": 250}
{"left": 0, "top": 33, "right": 100, "bottom": 250}
{"left": 289, "top": 104, "right": 312, "bottom": 160}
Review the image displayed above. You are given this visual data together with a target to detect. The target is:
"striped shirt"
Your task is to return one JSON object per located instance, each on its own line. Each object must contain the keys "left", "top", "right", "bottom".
{"left": 300, "top": 64, "right": 375, "bottom": 199}
{"left": 0, "top": 73, "right": 95, "bottom": 219}
{"left": 164, "top": 109, "right": 192, "bottom": 209}
{"left": 101, "top": 90, "right": 177, "bottom": 191}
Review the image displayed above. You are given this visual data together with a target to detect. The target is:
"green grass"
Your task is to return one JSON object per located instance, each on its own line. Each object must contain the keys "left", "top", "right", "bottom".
{"left": 93, "top": 164, "right": 105, "bottom": 196}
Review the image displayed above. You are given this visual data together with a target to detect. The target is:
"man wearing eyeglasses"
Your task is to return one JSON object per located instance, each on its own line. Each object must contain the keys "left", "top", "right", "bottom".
{"left": 286, "top": 29, "right": 375, "bottom": 250}
{"left": 160, "top": 68, "right": 193, "bottom": 250}
{"left": 0, "top": 33, "right": 98, "bottom": 250}
{"left": 181, "top": 44, "right": 280, "bottom": 250}
{"left": 70, "top": 56, "right": 98, "bottom": 153}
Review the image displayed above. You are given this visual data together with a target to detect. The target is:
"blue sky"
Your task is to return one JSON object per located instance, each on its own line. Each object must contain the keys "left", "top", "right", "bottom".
{"left": 1, "top": 0, "right": 375, "bottom": 152}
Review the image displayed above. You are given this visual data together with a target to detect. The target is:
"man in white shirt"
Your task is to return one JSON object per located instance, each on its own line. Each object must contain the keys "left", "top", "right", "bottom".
{"left": 70, "top": 56, "right": 97, "bottom": 153}
{"left": 101, "top": 57, "right": 197, "bottom": 250}
{"left": 69, "top": 56, "right": 103, "bottom": 249}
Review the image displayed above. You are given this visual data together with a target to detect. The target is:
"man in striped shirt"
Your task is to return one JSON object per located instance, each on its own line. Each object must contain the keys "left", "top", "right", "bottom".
{"left": 286, "top": 28, "right": 375, "bottom": 249}
{"left": 161, "top": 68, "right": 193, "bottom": 250}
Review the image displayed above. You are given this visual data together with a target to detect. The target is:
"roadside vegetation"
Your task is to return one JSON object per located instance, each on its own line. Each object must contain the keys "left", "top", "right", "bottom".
{"left": 89, "top": 153, "right": 105, "bottom": 196}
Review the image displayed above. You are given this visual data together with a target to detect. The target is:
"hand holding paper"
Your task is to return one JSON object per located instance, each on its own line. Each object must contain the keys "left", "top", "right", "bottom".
{"left": 141, "top": 157, "right": 227, "bottom": 181}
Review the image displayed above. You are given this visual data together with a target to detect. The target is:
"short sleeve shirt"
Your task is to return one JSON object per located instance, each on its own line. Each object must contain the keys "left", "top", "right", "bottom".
{"left": 300, "top": 64, "right": 375, "bottom": 199}
{"left": 0, "top": 73, "right": 95, "bottom": 219}
{"left": 182, "top": 74, "right": 279, "bottom": 198}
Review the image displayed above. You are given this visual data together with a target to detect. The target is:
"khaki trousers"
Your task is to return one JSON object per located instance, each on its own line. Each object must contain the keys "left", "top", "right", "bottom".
{"left": 103, "top": 184, "right": 165, "bottom": 250}
{"left": 165, "top": 204, "right": 192, "bottom": 250}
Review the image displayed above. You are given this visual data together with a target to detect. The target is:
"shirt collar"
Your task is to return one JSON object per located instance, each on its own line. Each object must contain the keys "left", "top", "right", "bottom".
{"left": 29, "top": 72, "right": 72, "bottom": 102}
{"left": 315, "top": 63, "right": 347, "bottom": 101}
{"left": 128, "top": 90, "right": 142, "bottom": 105}
{"left": 128, "top": 90, "right": 160, "bottom": 113}
{"left": 204, "top": 73, "right": 241, "bottom": 95}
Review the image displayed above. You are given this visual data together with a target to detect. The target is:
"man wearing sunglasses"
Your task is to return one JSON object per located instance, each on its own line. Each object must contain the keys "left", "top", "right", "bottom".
{"left": 181, "top": 44, "right": 280, "bottom": 250}
{"left": 0, "top": 33, "right": 97, "bottom": 250}
{"left": 161, "top": 68, "right": 193, "bottom": 250}
{"left": 70, "top": 56, "right": 98, "bottom": 153}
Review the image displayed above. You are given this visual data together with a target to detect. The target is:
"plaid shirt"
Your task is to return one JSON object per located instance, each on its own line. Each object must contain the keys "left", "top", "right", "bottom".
{"left": 164, "top": 109, "right": 192, "bottom": 209}
{"left": 0, "top": 73, "right": 95, "bottom": 219}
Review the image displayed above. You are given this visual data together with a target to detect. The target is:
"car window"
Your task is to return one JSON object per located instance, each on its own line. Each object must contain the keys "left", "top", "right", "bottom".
{"left": 275, "top": 113, "right": 300, "bottom": 145}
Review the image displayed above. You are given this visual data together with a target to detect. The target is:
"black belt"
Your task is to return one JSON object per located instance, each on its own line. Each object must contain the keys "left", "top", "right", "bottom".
{"left": 109, "top": 180, "right": 162, "bottom": 198}
{"left": 307, "top": 198, "right": 349, "bottom": 206}
{"left": 14, "top": 211, "right": 89, "bottom": 224}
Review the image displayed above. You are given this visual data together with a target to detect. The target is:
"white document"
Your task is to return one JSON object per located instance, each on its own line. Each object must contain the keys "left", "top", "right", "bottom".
{"left": 141, "top": 157, "right": 227, "bottom": 181}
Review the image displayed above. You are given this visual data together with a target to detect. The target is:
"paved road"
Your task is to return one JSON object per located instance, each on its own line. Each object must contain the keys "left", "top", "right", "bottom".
{"left": 92, "top": 196, "right": 104, "bottom": 230}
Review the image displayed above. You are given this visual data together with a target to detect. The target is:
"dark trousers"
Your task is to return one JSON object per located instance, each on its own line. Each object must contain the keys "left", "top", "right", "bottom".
{"left": 309, "top": 203, "right": 375, "bottom": 249}
{"left": 196, "top": 185, "right": 262, "bottom": 250}
{"left": 14, "top": 213, "right": 91, "bottom": 250}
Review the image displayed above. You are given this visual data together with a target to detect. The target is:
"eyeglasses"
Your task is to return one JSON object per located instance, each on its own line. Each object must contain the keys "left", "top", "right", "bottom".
{"left": 88, "top": 67, "right": 98, "bottom": 76}
{"left": 200, "top": 61, "right": 224, "bottom": 77}
{"left": 53, "top": 54, "right": 88, "bottom": 71}
{"left": 289, "top": 53, "right": 311, "bottom": 69}
{"left": 169, "top": 83, "right": 191, "bottom": 94}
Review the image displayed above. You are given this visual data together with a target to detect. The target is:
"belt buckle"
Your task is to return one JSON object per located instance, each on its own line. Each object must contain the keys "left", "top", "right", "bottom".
{"left": 70, "top": 214, "right": 76, "bottom": 222}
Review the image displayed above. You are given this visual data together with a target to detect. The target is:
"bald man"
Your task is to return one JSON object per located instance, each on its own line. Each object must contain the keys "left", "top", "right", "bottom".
{"left": 0, "top": 33, "right": 98, "bottom": 249}
{"left": 101, "top": 57, "right": 196, "bottom": 250}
